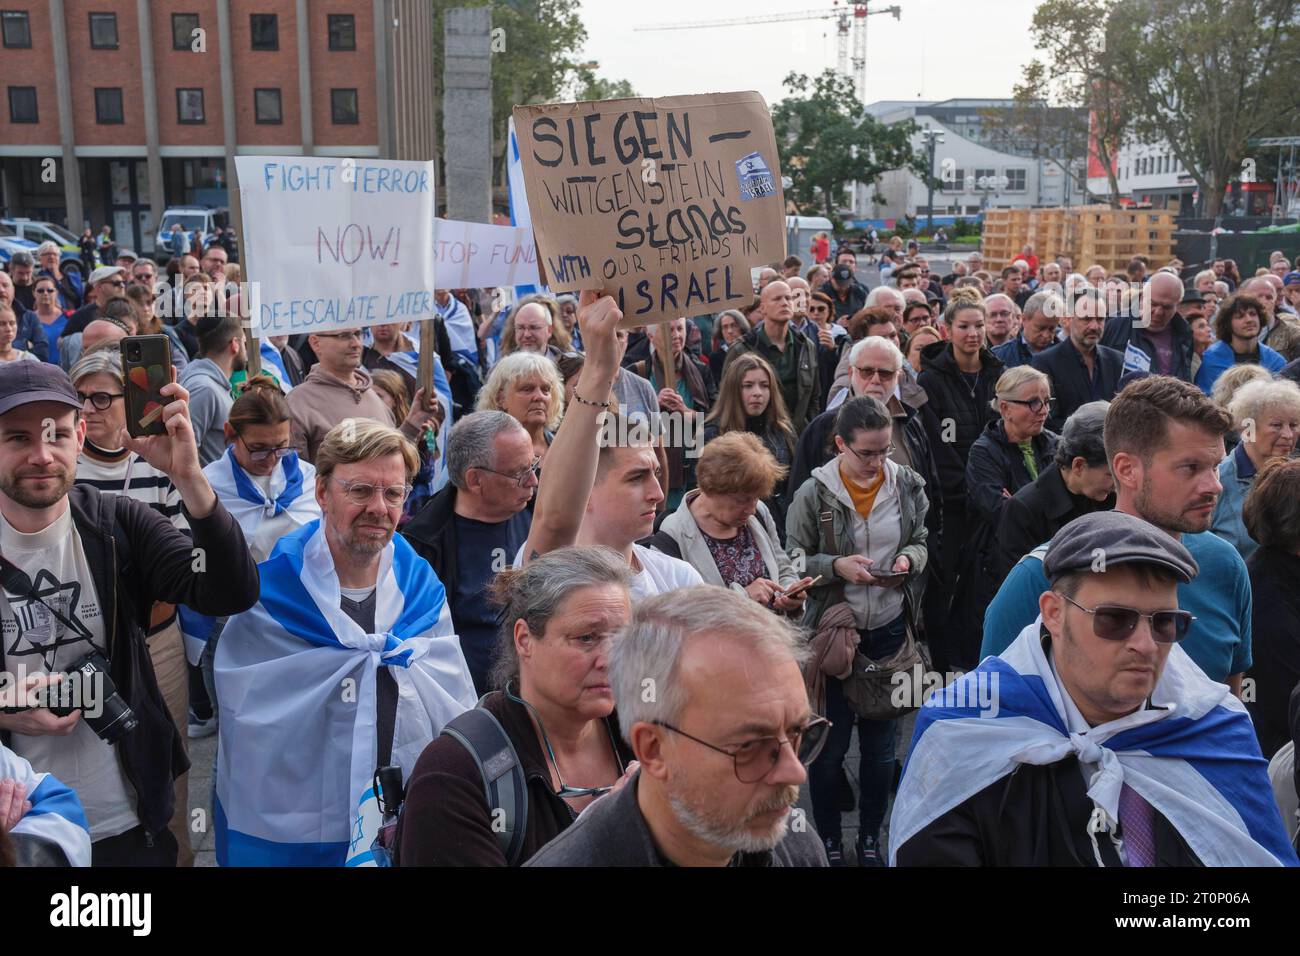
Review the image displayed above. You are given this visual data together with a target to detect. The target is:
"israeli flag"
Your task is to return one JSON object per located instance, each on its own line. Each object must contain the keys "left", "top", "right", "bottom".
{"left": 258, "top": 341, "right": 293, "bottom": 394}
{"left": 890, "top": 619, "right": 1299, "bottom": 867}
{"left": 507, "top": 116, "right": 547, "bottom": 300}
{"left": 0, "top": 742, "right": 90, "bottom": 867}
{"left": 213, "top": 520, "right": 475, "bottom": 867}
{"left": 384, "top": 350, "right": 454, "bottom": 494}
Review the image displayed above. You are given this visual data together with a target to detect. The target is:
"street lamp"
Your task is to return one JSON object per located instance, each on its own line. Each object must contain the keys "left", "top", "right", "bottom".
{"left": 920, "top": 127, "right": 945, "bottom": 234}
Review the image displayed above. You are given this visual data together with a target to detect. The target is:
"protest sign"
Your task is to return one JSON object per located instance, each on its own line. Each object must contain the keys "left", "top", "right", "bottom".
{"left": 234, "top": 155, "right": 437, "bottom": 337}
{"left": 433, "top": 219, "right": 538, "bottom": 289}
{"left": 511, "top": 92, "right": 786, "bottom": 327}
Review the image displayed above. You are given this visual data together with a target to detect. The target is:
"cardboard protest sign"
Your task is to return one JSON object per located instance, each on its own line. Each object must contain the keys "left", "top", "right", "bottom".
{"left": 234, "top": 155, "right": 437, "bottom": 336}
{"left": 433, "top": 218, "right": 538, "bottom": 289}
{"left": 512, "top": 92, "right": 785, "bottom": 327}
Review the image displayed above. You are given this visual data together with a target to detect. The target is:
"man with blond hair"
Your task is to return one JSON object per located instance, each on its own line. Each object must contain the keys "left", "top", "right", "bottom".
{"left": 215, "top": 419, "right": 475, "bottom": 866}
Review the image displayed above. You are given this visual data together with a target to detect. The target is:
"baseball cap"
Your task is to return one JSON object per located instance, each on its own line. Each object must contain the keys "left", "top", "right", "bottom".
{"left": 117, "top": 249, "right": 138, "bottom": 262}
{"left": 1042, "top": 511, "right": 1198, "bottom": 584}
{"left": 831, "top": 264, "right": 854, "bottom": 283}
{"left": 0, "top": 361, "right": 83, "bottom": 417}
{"left": 88, "top": 265, "right": 126, "bottom": 286}
{"left": 1284, "top": 271, "right": 1300, "bottom": 287}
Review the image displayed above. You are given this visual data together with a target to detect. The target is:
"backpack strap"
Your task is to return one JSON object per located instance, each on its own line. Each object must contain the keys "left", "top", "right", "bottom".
{"left": 818, "top": 506, "right": 847, "bottom": 604}
{"left": 441, "top": 705, "right": 530, "bottom": 866}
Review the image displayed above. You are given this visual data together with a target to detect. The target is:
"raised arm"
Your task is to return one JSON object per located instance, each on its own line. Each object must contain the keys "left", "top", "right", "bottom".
{"left": 521, "top": 290, "right": 626, "bottom": 562}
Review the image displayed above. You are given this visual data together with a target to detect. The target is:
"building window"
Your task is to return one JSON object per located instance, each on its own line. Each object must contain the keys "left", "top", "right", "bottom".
{"left": 7, "top": 86, "right": 37, "bottom": 123}
{"left": 973, "top": 168, "right": 997, "bottom": 189}
{"left": 254, "top": 88, "right": 282, "bottom": 124}
{"left": 94, "top": 87, "right": 124, "bottom": 124}
{"left": 943, "top": 168, "right": 965, "bottom": 193}
{"left": 172, "top": 13, "right": 200, "bottom": 50}
{"left": 177, "top": 88, "right": 205, "bottom": 124}
{"left": 1, "top": 10, "right": 30, "bottom": 48}
{"left": 328, "top": 13, "right": 356, "bottom": 50}
{"left": 1005, "top": 168, "right": 1027, "bottom": 192}
{"left": 331, "top": 88, "right": 358, "bottom": 124}
{"left": 250, "top": 13, "right": 278, "bottom": 50}
{"left": 89, "top": 12, "right": 118, "bottom": 49}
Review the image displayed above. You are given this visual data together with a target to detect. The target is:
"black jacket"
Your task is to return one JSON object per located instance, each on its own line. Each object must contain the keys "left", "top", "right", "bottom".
{"left": 400, "top": 484, "right": 463, "bottom": 600}
{"left": 395, "top": 691, "right": 632, "bottom": 866}
{"left": 818, "top": 279, "right": 868, "bottom": 320}
{"left": 915, "top": 341, "right": 1005, "bottom": 490}
{"left": 1031, "top": 338, "right": 1124, "bottom": 432}
{"left": 966, "top": 419, "right": 1059, "bottom": 532}
{"left": 1101, "top": 312, "right": 1195, "bottom": 382}
{"left": 1245, "top": 546, "right": 1300, "bottom": 759}
{"left": 994, "top": 462, "right": 1110, "bottom": 581}
{"left": 0, "top": 486, "right": 259, "bottom": 837}
{"left": 896, "top": 753, "right": 1203, "bottom": 866}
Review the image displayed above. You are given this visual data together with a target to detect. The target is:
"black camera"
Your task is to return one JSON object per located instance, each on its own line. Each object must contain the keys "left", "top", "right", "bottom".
{"left": 47, "top": 650, "right": 138, "bottom": 745}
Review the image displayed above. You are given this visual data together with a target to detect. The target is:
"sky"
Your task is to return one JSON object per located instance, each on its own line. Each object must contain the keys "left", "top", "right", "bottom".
{"left": 580, "top": 0, "right": 1046, "bottom": 107}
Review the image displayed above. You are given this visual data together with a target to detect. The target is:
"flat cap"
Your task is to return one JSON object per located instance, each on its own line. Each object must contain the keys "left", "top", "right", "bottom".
{"left": 1043, "top": 511, "right": 1198, "bottom": 583}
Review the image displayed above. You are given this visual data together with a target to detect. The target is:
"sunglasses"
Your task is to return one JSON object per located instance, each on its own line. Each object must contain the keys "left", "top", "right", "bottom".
{"left": 853, "top": 365, "right": 898, "bottom": 381}
{"left": 1057, "top": 592, "right": 1194, "bottom": 643}
{"left": 653, "top": 716, "right": 832, "bottom": 784}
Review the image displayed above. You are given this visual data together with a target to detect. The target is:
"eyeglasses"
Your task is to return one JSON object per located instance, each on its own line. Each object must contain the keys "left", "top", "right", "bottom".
{"left": 852, "top": 365, "right": 898, "bottom": 381}
{"left": 472, "top": 456, "right": 542, "bottom": 487}
{"left": 1003, "top": 396, "right": 1056, "bottom": 414}
{"left": 1056, "top": 592, "right": 1194, "bottom": 644}
{"left": 507, "top": 683, "right": 624, "bottom": 799}
{"left": 104, "top": 279, "right": 126, "bottom": 289}
{"left": 845, "top": 443, "right": 894, "bottom": 462}
{"left": 238, "top": 436, "right": 293, "bottom": 463}
{"left": 35, "top": 287, "right": 58, "bottom": 295}
{"left": 331, "top": 477, "right": 411, "bottom": 507}
{"left": 77, "top": 390, "right": 124, "bottom": 410}
{"left": 988, "top": 309, "right": 1014, "bottom": 318}
{"left": 653, "top": 716, "right": 832, "bottom": 783}
{"left": 316, "top": 330, "right": 363, "bottom": 341}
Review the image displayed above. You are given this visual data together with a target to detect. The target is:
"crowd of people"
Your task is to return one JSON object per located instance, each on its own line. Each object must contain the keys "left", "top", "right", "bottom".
{"left": 0, "top": 233, "right": 1297, "bottom": 869}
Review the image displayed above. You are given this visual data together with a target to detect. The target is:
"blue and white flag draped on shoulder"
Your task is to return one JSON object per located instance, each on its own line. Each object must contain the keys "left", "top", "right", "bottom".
{"left": 1, "top": 742, "right": 90, "bottom": 866}
{"left": 213, "top": 519, "right": 476, "bottom": 867}
{"left": 180, "top": 448, "right": 322, "bottom": 665}
{"left": 889, "top": 619, "right": 1299, "bottom": 867}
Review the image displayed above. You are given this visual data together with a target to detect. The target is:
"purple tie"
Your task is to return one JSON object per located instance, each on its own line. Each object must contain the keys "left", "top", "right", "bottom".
{"left": 1118, "top": 783, "right": 1156, "bottom": 867}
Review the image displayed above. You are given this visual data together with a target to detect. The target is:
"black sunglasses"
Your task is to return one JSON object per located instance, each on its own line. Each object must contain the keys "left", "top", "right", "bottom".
{"left": 653, "top": 716, "right": 832, "bottom": 784}
{"left": 1057, "top": 592, "right": 1194, "bottom": 643}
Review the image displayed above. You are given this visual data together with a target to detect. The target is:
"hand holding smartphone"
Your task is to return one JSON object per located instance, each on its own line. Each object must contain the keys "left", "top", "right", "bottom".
{"left": 121, "top": 335, "right": 174, "bottom": 438}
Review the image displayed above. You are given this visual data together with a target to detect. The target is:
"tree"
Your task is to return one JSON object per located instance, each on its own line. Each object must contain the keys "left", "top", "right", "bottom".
{"left": 979, "top": 65, "right": 1092, "bottom": 203}
{"left": 1007, "top": 0, "right": 1132, "bottom": 207}
{"left": 572, "top": 72, "right": 636, "bottom": 102}
{"left": 771, "top": 70, "right": 926, "bottom": 221}
{"left": 1104, "top": 0, "right": 1300, "bottom": 217}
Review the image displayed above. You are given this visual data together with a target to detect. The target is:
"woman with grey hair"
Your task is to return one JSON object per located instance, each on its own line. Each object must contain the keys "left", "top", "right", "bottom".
{"left": 476, "top": 351, "right": 565, "bottom": 462}
{"left": 709, "top": 309, "right": 751, "bottom": 383}
{"left": 993, "top": 400, "right": 1114, "bottom": 579}
{"left": 395, "top": 546, "right": 636, "bottom": 866}
{"left": 1211, "top": 378, "right": 1300, "bottom": 558}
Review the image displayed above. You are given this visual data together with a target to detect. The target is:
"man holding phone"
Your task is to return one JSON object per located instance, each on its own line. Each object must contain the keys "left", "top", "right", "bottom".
{"left": 0, "top": 361, "right": 259, "bottom": 865}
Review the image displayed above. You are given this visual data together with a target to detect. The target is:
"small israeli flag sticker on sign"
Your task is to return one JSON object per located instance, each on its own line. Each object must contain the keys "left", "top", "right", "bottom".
{"left": 736, "top": 151, "right": 776, "bottom": 201}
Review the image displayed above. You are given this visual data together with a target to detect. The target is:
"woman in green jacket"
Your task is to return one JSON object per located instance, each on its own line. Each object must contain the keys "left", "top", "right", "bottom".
{"left": 785, "top": 395, "right": 929, "bottom": 868}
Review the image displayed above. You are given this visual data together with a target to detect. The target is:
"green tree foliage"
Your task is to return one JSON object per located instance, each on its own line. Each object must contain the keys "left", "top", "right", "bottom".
{"left": 1105, "top": 0, "right": 1300, "bottom": 217}
{"left": 772, "top": 70, "right": 926, "bottom": 220}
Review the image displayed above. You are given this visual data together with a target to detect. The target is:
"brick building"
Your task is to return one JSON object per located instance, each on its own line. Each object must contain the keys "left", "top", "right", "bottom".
{"left": 0, "top": 0, "right": 435, "bottom": 256}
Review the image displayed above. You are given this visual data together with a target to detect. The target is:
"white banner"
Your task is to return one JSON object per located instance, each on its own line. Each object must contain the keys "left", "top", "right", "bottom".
{"left": 236, "top": 155, "right": 436, "bottom": 335}
{"left": 433, "top": 218, "right": 539, "bottom": 290}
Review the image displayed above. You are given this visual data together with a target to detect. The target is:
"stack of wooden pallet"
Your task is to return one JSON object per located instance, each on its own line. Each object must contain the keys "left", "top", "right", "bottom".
{"left": 979, "top": 206, "right": 1176, "bottom": 273}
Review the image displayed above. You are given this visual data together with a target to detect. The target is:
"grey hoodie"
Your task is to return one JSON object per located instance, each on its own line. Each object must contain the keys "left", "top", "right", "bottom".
{"left": 179, "top": 358, "right": 234, "bottom": 466}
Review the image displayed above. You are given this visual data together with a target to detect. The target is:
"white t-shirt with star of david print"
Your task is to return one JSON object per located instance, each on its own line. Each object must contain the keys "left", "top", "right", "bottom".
{"left": 0, "top": 506, "right": 139, "bottom": 841}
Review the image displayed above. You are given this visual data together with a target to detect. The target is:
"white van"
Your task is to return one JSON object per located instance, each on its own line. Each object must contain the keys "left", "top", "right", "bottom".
{"left": 155, "top": 206, "right": 229, "bottom": 260}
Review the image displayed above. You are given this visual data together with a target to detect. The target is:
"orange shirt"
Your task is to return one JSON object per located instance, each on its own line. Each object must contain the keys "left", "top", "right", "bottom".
{"left": 839, "top": 465, "right": 885, "bottom": 519}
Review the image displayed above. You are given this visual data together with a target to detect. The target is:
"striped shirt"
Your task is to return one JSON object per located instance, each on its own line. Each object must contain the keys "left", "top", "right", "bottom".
{"left": 75, "top": 452, "right": 188, "bottom": 531}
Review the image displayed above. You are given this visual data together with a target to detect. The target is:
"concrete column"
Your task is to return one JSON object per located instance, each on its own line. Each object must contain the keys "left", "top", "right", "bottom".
{"left": 296, "top": 0, "right": 313, "bottom": 155}
{"left": 48, "top": 0, "right": 83, "bottom": 230}
{"left": 442, "top": 7, "right": 492, "bottom": 223}
{"left": 374, "top": 0, "right": 393, "bottom": 159}
{"left": 137, "top": 0, "right": 166, "bottom": 245}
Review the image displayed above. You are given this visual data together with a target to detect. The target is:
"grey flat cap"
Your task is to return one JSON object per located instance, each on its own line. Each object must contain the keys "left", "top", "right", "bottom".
{"left": 1043, "top": 511, "right": 1198, "bottom": 583}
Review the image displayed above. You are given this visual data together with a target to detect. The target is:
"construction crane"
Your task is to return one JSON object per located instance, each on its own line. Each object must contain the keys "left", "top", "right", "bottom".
{"left": 633, "top": 3, "right": 902, "bottom": 105}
